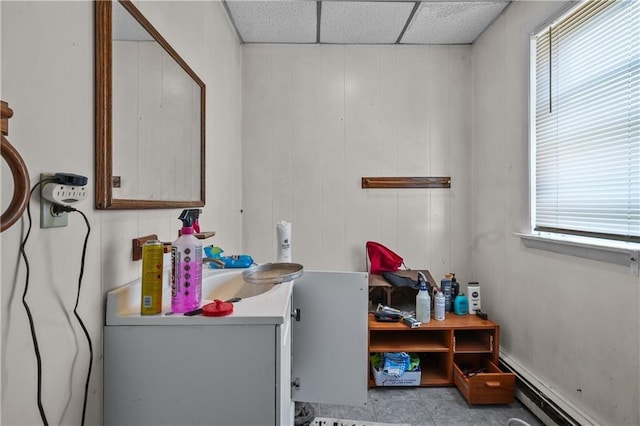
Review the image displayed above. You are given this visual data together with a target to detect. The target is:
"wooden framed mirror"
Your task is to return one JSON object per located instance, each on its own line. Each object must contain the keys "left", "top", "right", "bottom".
{"left": 96, "top": 0, "right": 205, "bottom": 209}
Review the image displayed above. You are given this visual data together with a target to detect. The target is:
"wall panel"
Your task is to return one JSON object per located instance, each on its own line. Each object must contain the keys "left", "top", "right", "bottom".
{"left": 242, "top": 44, "right": 472, "bottom": 283}
{"left": 1, "top": 2, "right": 242, "bottom": 424}
{"left": 471, "top": 2, "right": 639, "bottom": 424}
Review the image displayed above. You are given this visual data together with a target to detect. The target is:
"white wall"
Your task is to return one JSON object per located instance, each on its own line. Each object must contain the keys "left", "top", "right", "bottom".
{"left": 4, "top": 1, "right": 636, "bottom": 424}
{"left": 0, "top": 1, "right": 241, "bottom": 424}
{"left": 242, "top": 44, "right": 472, "bottom": 283}
{"left": 472, "top": 1, "right": 640, "bottom": 424}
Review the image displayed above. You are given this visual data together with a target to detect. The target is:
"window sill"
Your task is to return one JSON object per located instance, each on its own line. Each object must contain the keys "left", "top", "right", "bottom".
{"left": 515, "top": 232, "right": 639, "bottom": 276}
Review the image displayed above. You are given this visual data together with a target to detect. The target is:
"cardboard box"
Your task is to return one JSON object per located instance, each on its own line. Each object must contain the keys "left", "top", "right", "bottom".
{"left": 370, "top": 363, "right": 421, "bottom": 387}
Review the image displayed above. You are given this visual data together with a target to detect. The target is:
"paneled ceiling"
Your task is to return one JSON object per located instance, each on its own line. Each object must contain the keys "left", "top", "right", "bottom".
{"left": 223, "top": 1, "right": 511, "bottom": 45}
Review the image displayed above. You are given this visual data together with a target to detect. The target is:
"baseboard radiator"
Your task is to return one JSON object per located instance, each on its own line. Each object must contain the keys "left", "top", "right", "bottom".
{"left": 499, "top": 352, "right": 599, "bottom": 426}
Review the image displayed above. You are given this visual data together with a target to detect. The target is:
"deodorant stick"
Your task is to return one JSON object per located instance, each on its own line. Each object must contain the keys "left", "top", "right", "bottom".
{"left": 276, "top": 221, "right": 292, "bottom": 262}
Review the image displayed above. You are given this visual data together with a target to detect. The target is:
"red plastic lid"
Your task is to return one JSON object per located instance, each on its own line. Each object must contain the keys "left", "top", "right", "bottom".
{"left": 202, "top": 299, "right": 234, "bottom": 317}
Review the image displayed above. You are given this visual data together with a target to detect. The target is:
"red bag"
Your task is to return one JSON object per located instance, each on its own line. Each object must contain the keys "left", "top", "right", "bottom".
{"left": 366, "top": 241, "right": 405, "bottom": 275}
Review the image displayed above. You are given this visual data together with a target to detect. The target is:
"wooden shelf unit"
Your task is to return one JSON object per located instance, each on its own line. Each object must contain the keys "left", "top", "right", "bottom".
{"left": 454, "top": 330, "right": 494, "bottom": 353}
{"left": 368, "top": 313, "right": 500, "bottom": 388}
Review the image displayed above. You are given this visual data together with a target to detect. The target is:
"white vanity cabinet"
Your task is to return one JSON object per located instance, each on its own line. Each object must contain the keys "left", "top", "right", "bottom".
{"left": 104, "top": 270, "right": 368, "bottom": 426}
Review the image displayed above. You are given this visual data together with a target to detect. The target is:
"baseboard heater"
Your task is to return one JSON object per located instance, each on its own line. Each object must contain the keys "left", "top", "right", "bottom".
{"left": 499, "top": 355, "right": 595, "bottom": 426}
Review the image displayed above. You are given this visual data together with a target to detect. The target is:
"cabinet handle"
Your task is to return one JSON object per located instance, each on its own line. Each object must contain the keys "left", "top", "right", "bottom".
{"left": 291, "top": 308, "right": 301, "bottom": 321}
{"left": 485, "top": 381, "right": 501, "bottom": 388}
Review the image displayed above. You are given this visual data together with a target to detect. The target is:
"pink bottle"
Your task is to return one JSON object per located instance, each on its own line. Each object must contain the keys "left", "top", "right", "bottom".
{"left": 171, "top": 209, "right": 202, "bottom": 313}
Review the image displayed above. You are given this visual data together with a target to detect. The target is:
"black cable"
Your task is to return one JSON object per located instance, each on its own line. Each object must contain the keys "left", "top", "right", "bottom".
{"left": 54, "top": 205, "right": 93, "bottom": 426}
{"left": 20, "top": 179, "right": 54, "bottom": 426}
{"left": 72, "top": 209, "right": 92, "bottom": 426}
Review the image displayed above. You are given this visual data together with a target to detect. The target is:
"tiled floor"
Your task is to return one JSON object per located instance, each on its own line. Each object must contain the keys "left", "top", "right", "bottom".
{"left": 312, "top": 387, "right": 544, "bottom": 426}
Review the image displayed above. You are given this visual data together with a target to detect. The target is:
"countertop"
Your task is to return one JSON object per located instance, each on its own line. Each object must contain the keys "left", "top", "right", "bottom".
{"left": 105, "top": 268, "right": 293, "bottom": 326}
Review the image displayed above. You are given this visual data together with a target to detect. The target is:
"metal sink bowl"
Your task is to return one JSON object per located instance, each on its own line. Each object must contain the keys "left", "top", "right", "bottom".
{"left": 202, "top": 269, "right": 280, "bottom": 300}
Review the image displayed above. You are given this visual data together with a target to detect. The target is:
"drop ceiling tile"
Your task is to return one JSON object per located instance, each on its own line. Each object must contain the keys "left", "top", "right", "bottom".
{"left": 226, "top": 1, "right": 317, "bottom": 43}
{"left": 321, "top": 2, "right": 415, "bottom": 44}
{"left": 401, "top": 1, "right": 510, "bottom": 44}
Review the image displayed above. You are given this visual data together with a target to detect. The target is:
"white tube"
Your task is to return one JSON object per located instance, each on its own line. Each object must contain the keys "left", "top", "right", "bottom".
{"left": 276, "top": 221, "right": 292, "bottom": 262}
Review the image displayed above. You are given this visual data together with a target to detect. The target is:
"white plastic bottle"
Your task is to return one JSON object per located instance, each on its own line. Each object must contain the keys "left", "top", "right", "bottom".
{"left": 415, "top": 273, "right": 431, "bottom": 324}
{"left": 434, "top": 290, "right": 446, "bottom": 321}
{"left": 276, "top": 221, "right": 292, "bottom": 262}
{"left": 468, "top": 282, "right": 481, "bottom": 314}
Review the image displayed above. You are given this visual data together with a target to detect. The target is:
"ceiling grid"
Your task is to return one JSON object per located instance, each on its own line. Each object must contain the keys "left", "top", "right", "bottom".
{"left": 223, "top": 1, "right": 511, "bottom": 45}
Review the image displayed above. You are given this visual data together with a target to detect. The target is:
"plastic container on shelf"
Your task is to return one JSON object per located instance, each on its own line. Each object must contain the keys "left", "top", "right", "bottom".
{"left": 415, "top": 272, "right": 431, "bottom": 324}
{"left": 434, "top": 290, "right": 445, "bottom": 321}
{"left": 454, "top": 292, "right": 468, "bottom": 316}
{"left": 441, "top": 274, "right": 453, "bottom": 312}
{"left": 468, "top": 282, "right": 481, "bottom": 315}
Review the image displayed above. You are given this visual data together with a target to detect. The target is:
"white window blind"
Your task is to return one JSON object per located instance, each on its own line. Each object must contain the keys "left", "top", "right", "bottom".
{"left": 534, "top": 0, "right": 640, "bottom": 243}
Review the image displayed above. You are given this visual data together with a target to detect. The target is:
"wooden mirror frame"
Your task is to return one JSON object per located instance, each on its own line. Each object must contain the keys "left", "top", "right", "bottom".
{"left": 95, "top": 0, "right": 206, "bottom": 209}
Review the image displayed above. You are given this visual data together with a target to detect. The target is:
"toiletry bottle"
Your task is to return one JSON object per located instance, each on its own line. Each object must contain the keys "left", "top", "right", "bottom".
{"left": 415, "top": 272, "right": 431, "bottom": 324}
{"left": 276, "top": 221, "right": 292, "bottom": 262}
{"left": 434, "top": 290, "right": 445, "bottom": 321}
{"left": 450, "top": 273, "right": 459, "bottom": 312}
{"left": 140, "top": 239, "right": 164, "bottom": 315}
{"left": 171, "top": 209, "right": 203, "bottom": 313}
{"left": 467, "top": 282, "right": 481, "bottom": 314}
{"left": 441, "top": 274, "right": 452, "bottom": 312}
{"left": 454, "top": 292, "right": 468, "bottom": 316}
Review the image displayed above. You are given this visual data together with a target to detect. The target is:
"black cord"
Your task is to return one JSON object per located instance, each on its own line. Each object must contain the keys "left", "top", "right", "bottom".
{"left": 71, "top": 209, "right": 92, "bottom": 426}
{"left": 54, "top": 205, "right": 93, "bottom": 426}
{"left": 20, "top": 181, "right": 92, "bottom": 426}
{"left": 20, "top": 179, "right": 54, "bottom": 426}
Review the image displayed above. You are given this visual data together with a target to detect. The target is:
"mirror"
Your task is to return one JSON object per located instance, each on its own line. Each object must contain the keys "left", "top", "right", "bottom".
{"left": 96, "top": 0, "right": 205, "bottom": 209}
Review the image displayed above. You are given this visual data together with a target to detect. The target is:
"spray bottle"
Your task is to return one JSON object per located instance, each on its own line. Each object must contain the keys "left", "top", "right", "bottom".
{"left": 171, "top": 209, "right": 203, "bottom": 313}
{"left": 415, "top": 272, "right": 431, "bottom": 324}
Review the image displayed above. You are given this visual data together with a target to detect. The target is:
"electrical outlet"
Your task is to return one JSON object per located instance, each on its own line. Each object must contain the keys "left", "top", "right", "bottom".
{"left": 41, "top": 180, "right": 88, "bottom": 205}
{"left": 40, "top": 173, "right": 68, "bottom": 228}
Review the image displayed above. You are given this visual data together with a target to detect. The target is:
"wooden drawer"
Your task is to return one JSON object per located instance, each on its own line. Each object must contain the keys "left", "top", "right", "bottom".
{"left": 453, "top": 355, "right": 515, "bottom": 404}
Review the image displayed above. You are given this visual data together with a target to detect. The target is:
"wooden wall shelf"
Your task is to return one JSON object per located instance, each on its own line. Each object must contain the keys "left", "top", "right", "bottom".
{"left": 361, "top": 177, "right": 451, "bottom": 189}
{"left": 131, "top": 231, "right": 215, "bottom": 260}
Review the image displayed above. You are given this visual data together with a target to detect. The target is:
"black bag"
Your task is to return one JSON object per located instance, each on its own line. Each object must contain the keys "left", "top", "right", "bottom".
{"left": 381, "top": 272, "right": 419, "bottom": 289}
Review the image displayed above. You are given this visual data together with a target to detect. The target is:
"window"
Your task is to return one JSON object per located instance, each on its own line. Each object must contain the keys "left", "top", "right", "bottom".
{"left": 532, "top": 0, "right": 640, "bottom": 243}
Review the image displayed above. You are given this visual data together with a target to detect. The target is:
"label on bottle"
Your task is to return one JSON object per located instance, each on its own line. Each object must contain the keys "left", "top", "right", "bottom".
{"left": 171, "top": 239, "right": 203, "bottom": 313}
{"left": 140, "top": 240, "right": 164, "bottom": 315}
{"left": 441, "top": 279, "right": 452, "bottom": 312}
{"left": 435, "top": 294, "right": 445, "bottom": 321}
{"left": 468, "top": 283, "right": 481, "bottom": 314}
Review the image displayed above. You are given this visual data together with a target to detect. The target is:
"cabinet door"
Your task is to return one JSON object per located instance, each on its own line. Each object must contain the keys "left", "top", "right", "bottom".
{"left": 104, "top": 325, "right": 276, "bottom": 426}
{"left": 291, "top": 271, "right": 368, "bottom": 406}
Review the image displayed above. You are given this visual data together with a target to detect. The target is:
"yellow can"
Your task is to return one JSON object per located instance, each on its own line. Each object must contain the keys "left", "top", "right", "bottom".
{"left": 141, "top": 240, "right": 164, "bottom": 315}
